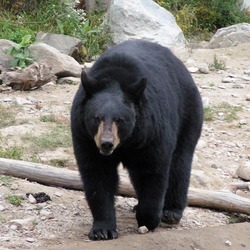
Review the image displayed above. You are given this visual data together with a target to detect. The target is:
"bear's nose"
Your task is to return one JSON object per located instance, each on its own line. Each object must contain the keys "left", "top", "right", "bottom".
{"left": 101, "top": 141, "right": 114, "bottom": 151}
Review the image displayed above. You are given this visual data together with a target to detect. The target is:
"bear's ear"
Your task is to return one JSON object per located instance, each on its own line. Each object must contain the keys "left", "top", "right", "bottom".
{"left": 81, "top": 70, "right": 98, "bottom": 95}
{"left": 126, "top": 77, "right": 147, "bottom": 102}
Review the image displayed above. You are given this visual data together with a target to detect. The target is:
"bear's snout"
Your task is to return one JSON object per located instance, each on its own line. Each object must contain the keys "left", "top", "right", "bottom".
{"left": 100, "top": 139, "right": 114, "bottom": 156}
{"left": 94, "top": 121, "right": 120, "bottom": 156}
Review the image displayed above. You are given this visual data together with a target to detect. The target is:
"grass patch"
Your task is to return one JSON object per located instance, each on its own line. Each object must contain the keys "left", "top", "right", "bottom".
{"left": 21, "top": 125, "right": 72, "bottom": 153}
{"left": 209, "top": 54, "right": 226, "bottom": 71}
{"left": 204, "top": 102, "right": 242, "bottom": 122}
{"left": 0, "top": 175, "right": 15, "bottom": 187}
{"left": 40, "top": 115, "right": 57, "bottom": 123}
{"left": 49, "top": 158, "right": 70, "bottom": 168}
{"left": 0, "top": 103, "right": 17, "bottom": 128}
{"left": 0, "top": 103, "right": 27, "bottom": 128}
{"left": 0, "top": 146, "right": 24, "bottom": 160}
{"left": 40, "top": 114, "right": 69, "bottom": 125}
{"left": 204, "top": 107, "right": 214, "bottom": 122}
{"left": 5, "top": 194, "right": 24, "bottom": 206}
{"left": 0, "top": 215, "right": 6, "bottom": 222}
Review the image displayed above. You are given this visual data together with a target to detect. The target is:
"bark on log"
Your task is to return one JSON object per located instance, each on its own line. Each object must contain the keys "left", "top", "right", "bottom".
{"left": 0, "top": 62, "right": 56, "bottom": 90}
{"left": 0, "top": 157, "right": 250, "bottom": 215}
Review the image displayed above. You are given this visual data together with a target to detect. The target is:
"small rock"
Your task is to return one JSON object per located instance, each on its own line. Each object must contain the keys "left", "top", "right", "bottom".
{"left": 63, "top": 100, "right": 71, "bottom": 105}
{"left": 236, "top": 162, "right": 250, "bottom": 180}
{"left": 246, "top": 94, "right": 250, "bottom": 101}
{"left": 57, "top": 77, "right": 80, "bottom": 85}
{"left": 10, "top": 183, "right": 18, "bottom": 190}
{"left": 9, "top": 217, "right": 36, "bottom": 230}
{"left": 28, "top": 194, "right": 37, "bottom": 204}
{"left": 239, "top": 119, "right": 247, "bottom": 125}
{"left": 3, "top": 97, "right": 12, "bottom": 102}
{"left": 222, "top": 77, "right": 235, "bottom": 83}
{"left": 138, "top": 226, "right": 149, "bottom": 234}
{"left": 15, "top": 97, "right": 32, "bottom": 105}
{"left": 187, "top": 67, "right": 199, "bottom": 73}
{"left": 225, "top": 240, "right": 232, "bottom": 246}
{"left": 26, "top": 96, "right": 38, "bottom": 103}
{"left": 199, "top": 66, "right": 209, "bottom": 74}
{"left": 186, "top": 59, "right": 196, "bottom": 66}
{"left": 39, "top": 209, "right": 54, "bottom": 219}
{"left": 54, "top": 192, "right": 62, "bottom": 197}
{"left": 218, "top": 85, "right": 226, "bottom": 89}
{"left": 0, "top": 205, "right": 5, "bottom": 211}
{"left": 232, "top": 84, "right": 244, "bottom": 89}
{"left": 0, "top": 236, "right": 10, "bottom": 242}
{"left": 9, "top": 224, "right": 18, "bottom": 231}
{"left": 26, "top": 237, "right": 35, "bottom": 243}
{"left": 196, "top": 139, "right": 207, "bottom": 150}
{"left": 244, "top": 69, "right": 250, "bottom": 75}
{"left": 202, "top": 97, "right": 210, "bottom": 108}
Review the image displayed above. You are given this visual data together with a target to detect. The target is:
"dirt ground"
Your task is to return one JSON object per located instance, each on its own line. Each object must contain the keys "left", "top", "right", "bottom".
{"left": 0, "top": 43, "right": 250, "bottom": 249}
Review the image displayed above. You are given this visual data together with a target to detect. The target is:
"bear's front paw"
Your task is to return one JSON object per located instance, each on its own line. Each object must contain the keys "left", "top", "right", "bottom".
{"left": 88, "top": 227, "right": 118, "bottom": 241}
{"left": 161, "top": 209, "right": 182, "bottom": 224}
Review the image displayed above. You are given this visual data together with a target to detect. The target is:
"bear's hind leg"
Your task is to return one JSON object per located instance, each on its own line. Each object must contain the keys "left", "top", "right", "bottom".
{"left": 162, "top": 148, "right": 194, "bottom": 224}
{"left": 129, "top": 170, "right": 168, "bottom": 230}
{"left": 162, "top": 124, "right": 202, "bottom": 225}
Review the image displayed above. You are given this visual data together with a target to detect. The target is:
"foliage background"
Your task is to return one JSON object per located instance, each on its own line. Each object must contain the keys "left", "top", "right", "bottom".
{"left": 0, "top": 0, "right": 109, "bottom": 60}
{"left": 157, "top": 0, "right": 250, "bottom": 37}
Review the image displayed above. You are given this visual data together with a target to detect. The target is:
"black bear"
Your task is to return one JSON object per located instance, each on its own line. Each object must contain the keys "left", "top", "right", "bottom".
{"left": 71, "top": 40, "right": 203, "bottom": 240}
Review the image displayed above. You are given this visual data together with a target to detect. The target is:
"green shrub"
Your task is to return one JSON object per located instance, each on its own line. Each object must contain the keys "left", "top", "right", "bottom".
{"left": 209, "top": 54, "right": 226, "bottom": 71}
{"left": 0, "top": 0, "right": 110, "bottom": 59}
{"left": 157, "top": 0, "right": 250, "bottom": 36}
{"left": 6, "top": 34, "right": 33, "bottom": 68}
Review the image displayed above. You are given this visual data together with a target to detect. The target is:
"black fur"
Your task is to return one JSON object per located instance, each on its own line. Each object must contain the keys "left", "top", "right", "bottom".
{"left": 71, "top": 40, "right": 203, "bottom": 240}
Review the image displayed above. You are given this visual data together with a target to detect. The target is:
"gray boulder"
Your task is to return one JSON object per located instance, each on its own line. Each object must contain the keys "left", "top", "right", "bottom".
{"left": 239, "top": 0, "right": 250, "bottom": 12}
{"left": 209, "top": 23, "right": 250, "bottom": 48}
{"left": 236, "top": 162, "right": 250, "bottom": 181}
{"left": 106, "top": 0, "right": 185, "bottom": 48}
{"left": 0, "top": 39, "right": 18, "bottom": 69}
{"left": 35, "top": 32, "right": 82, "bottom": 55}
{"left": 29, "top": 43, "right": 81, "bottom": 77}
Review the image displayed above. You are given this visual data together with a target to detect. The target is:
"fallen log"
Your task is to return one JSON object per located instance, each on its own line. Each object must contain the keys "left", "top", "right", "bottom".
{"left": 0, "top": 157, "right": 250, "bottom": 215}
{"left": 0, "top": 62, "right": 56, "bottom": 90}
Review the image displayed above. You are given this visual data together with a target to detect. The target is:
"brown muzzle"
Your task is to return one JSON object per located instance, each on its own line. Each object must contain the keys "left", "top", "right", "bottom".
{"left": 94, "top": 121, "right": 120, "bottom": 156}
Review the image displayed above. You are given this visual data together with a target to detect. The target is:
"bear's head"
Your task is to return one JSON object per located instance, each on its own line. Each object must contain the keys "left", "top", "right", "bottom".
{"left": 81, "top": 71, "right": 147, "bottom": 156}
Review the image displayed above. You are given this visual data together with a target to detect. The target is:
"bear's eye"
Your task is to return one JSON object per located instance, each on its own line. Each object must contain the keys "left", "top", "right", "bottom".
{"left": 115, "top": 118, "right": 123, "bottom": 124}
{"left": 94, "top": 116, "right": 101, "bottom": 123}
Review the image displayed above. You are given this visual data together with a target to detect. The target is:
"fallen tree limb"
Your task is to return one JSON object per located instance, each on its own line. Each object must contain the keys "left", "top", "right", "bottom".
{"left": 0, "top": 157, "right": 250, "bottom": 215}
{"left": 227, "top": 182, "right": 250, "bottom": 193}
{"left": 0, "top": 62, "right": 56, "bottom": 90}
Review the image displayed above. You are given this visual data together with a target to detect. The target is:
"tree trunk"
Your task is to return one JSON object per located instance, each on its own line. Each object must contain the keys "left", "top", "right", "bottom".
{"left": 0, "top": 157, "right": 250, "bottom": 215}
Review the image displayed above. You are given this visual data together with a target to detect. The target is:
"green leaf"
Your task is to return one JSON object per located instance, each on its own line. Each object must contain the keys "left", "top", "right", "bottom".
{"left": 25, "top": 58, "right": 34, "bottom": 62}
{"left": 23, "top": 47, "right": 30, "bottom": 57}
{"left": 15, "top": 54, "right": 26, "bottom": 60}
{"left": 19, "top": 61, "right": 27, "bottom": 68}
{"left": 10, "top": 58, "right": 20, "bottom": 67}
{"left": 20, "top": 35, "right": 32, "bottom": 46}
{"left": 14, "top": 44, "right": 23, "bottom": 51}
{"left": 56, "top": 19, "right": 64, "bottom": 34}
{"left": 5, "top": 47, "right": 18, "bottom": 56}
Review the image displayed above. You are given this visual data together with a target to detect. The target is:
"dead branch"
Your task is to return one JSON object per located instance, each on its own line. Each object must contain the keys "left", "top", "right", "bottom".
{"left": 0, "top": 157, "right": 250, "bottom": 215}
{"left": 0, "top": 62, "right": 56, "bottom": 90}
{"left": 227, "top": 182, "right": 250, "bottom": 193}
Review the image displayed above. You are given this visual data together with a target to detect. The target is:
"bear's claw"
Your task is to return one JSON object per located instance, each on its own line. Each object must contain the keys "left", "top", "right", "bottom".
{"left": 88, "top": 228, "right": 118, "bottom": 241}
